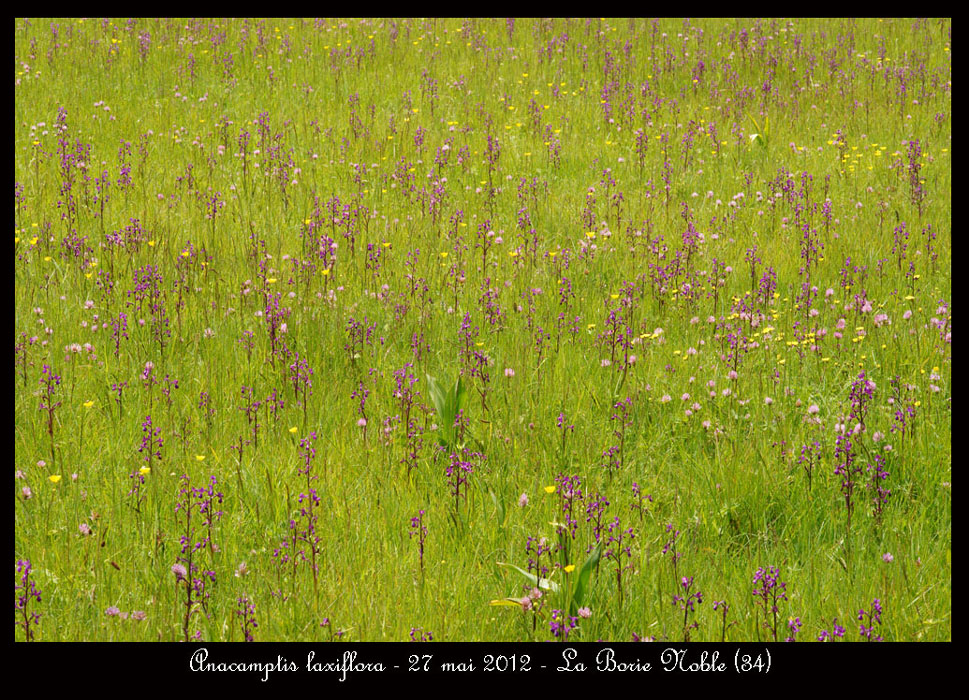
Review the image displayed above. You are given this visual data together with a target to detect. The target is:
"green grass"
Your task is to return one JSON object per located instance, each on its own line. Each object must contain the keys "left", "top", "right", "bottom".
{"left": 14, "top": 17, "right": 950, "bottom": 643}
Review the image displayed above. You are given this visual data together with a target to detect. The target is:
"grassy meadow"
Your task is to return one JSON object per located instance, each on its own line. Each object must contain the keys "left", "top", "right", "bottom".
{"left": 14, "top": 18, "right": 950, "bottom": 643}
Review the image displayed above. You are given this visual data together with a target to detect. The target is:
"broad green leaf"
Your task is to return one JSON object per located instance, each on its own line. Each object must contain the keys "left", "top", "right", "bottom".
{"left": 446, "top": 375, "right": 462, "bottom": 427}
{"left": 569, "top": 541, "right": 602, "bottom": 615}
{"left": 455, "top": 374, "right": 468, "bottom": 414}
{"left": 497, "top": 562, "right": 560, "bottom": 592}
{"left": 489, "top": 598, "right": 524, "bottom": 608}
{"left": 426, "top": 373, "right": 453, "bottom": 446}
{"left": 426, "top": 373, "right": 445, "bottom": 414}
{"left": 489, "top": 487, "right": 506, "bottom": 528}
{"left": 426, "top": 372, "right": 468, "bottom": 449}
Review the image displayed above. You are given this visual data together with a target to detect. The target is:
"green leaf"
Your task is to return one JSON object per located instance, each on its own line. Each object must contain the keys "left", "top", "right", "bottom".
{"left": 455, "top": 374, "right": 468, "bottom": 414}
{"left": 426, "top": 373, "right": 454, "bottom": 447}
{"left": 448, "top": 375, "right": 466, "bottom": 428}
{"left": 570, "top": 541, "right": 602, "bottom": 615}
{"left": 489, "top": 487, "right": 506, "bottom": 528}
{"left": 497, "top": 562, "right": 560, "bottom": 593}
{"left": 426, "top": 372, "right": 468, "bottom": 449}
{"left": 489, "top": 598, "right": 524, "bottom": 608}
{"left": 426, "top": 373, "right": 445, "bottom": 414}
